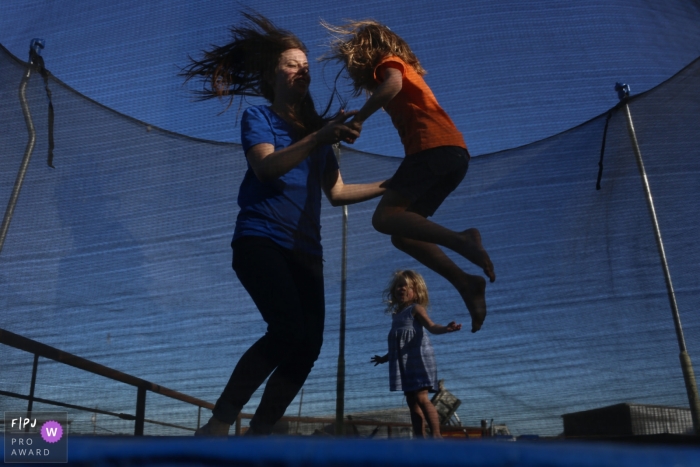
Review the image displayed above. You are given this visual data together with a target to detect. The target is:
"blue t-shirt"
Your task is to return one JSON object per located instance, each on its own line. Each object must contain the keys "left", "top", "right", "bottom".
{"left": 232, "top": 105, "right": 338, "bottom": 257}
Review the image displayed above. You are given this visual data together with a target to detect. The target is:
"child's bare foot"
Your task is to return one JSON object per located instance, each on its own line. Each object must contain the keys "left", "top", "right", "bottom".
{"left": 459, "top": 228, "right": 495, "bottom": 283}
{"left": 457, "top": 274, "right": 487, "bottom": 333}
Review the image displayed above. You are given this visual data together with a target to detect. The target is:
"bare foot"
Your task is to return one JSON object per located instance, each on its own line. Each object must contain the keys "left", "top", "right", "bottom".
{"left": 457, "top": 274, "right": 487, "bottom": 333}
{"left": 459, "top": 228, "right": 495, "bottom": 283}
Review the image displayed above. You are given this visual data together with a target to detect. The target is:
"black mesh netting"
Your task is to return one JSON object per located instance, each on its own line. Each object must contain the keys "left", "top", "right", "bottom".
{"left": 1, "top": 44, "right": 699, "bottom": 436}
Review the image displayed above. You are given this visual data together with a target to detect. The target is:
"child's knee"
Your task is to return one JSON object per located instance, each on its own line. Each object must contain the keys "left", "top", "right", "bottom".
{"left": 390, "top": 235, "right": 407, "bottom": 250}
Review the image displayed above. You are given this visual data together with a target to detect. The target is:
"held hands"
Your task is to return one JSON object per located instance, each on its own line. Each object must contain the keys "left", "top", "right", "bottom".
{"left": 370, "top": 355, "right": 388, "bottom": 366}
{"left": 316, "top": 110, "right": 361, "bottom": 146}
{"left": 343, "top": 118, "right": 363, "bottom": 144}
{"left": 446, "top": 321, "right": 462, "bottom": 333}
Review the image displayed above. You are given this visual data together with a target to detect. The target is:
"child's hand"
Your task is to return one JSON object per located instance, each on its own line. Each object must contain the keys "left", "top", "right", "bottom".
{"left": 344, "top": 118, "right": 363, "bottom": 143}
{"left": 370, "top": 355, "right": 387, "bottom": 366}
{"left": 446, "top": 321, "right": 462, "bottom": 332}
{"left": 316, "top": 111, "right": 360, "bottom": 145}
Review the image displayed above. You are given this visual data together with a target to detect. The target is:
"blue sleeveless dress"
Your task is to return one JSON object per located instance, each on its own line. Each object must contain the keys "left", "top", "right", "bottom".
{"left": 388, "top": 304, "right": 439, "bottom": 392}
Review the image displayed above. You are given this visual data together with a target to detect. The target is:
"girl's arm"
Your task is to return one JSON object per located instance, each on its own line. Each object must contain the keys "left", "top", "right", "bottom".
{"left": 246, "top": 113, "right": 359, "bottom": 182}
{"left": 371, "top": 354, "right": 389, "bottom": 366}
{"left": 412, "top": 305, "right": 462, "bottom": 335}
{"left": 346, "top": 65, "right": 403, "bottom": 134}
{"left": 322, "top": 167, "right": 390, "bottom": 207}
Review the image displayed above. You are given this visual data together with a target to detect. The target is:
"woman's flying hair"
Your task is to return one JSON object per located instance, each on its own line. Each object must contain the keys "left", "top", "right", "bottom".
{"left": 321, "top": 19, "right": 426, "bottom": 95}
{"left": 383, "top": 269, "right": 430, "bottom": 314}
{"left": 182, "top": 12, "right": 327, "bottom": 134}
{"left": 182, "top": 12, "right": 306, "bottom": 103}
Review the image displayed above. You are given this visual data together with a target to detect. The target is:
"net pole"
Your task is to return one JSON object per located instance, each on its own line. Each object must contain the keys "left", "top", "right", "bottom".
{"left": 0, "top": 60, "right": 36, "bottom": 256}
{"left": 617, "top": 85, "right": 700, "bottom": 434}
{"left": 333, "top": 144, "right": 347, "bottom": 436}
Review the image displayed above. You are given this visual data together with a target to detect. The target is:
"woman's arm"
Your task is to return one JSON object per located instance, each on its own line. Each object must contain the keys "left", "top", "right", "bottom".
{"left": 246, "top": 114, "right": 359, "bottom": 183}
{"left": 412, "top": 305, "right": 462, "bottom": 335}
{"left": 322, "top": 167, "right": 389, "bottom": 207}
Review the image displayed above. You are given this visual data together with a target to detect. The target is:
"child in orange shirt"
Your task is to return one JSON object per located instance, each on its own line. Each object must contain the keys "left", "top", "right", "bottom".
{"left": 323, "top": 20, "right": 495, "bottom": 332}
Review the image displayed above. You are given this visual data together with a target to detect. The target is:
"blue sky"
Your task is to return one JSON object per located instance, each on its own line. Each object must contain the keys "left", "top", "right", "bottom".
{"left": 2, "top": 0, "right": 699, "bottom": 156}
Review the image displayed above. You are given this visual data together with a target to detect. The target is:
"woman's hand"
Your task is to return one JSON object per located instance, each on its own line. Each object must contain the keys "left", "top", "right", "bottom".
{"left": 315, "top": 110, "right": 360, "bottom": 145}
{"left": 446, "top": 321, "right": 462, "bottom": 333}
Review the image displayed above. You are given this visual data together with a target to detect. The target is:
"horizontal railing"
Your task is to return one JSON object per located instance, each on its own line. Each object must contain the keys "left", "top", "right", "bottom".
{"left": 1, "top": 327, "right": 481, "bottom": 438}
{"left": 0, "top": 327, "right": 213, "bottom": 435}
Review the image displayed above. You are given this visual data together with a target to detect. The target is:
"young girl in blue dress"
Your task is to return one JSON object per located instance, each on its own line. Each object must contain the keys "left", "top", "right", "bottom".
{"left": 372, "top": 270, "right": 461, "bottom": 439}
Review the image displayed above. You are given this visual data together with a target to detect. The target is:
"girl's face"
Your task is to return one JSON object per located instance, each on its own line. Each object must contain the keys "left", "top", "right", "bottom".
{"left": 393, "top": 277, "right": 416, "bottom": 307}
{"left": 272, "top": 48, "right": 310, "bottom": 102}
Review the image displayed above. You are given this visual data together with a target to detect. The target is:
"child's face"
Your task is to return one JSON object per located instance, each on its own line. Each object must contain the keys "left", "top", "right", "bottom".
{"left": 394, "top": 277, "right": 415, "bottom": 306}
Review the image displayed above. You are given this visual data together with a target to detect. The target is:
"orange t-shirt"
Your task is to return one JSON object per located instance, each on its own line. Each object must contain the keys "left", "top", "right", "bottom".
{"left": 373, "top": 55, "right": 466, "bottom": 156}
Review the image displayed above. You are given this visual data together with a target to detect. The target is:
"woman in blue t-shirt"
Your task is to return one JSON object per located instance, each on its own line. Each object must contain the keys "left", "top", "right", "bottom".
{"left": 183, "top": 13, "right": 388, "bottom": 436}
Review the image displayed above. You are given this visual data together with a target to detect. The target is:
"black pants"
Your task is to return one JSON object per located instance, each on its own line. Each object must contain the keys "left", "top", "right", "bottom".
{"left": 213, "top": 236, "right": 325, "bottom": 434}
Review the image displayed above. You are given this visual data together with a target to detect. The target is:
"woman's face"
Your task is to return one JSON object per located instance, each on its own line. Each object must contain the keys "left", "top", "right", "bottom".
{"left": 272, "top": 48, "right": 310, "bottom": 102}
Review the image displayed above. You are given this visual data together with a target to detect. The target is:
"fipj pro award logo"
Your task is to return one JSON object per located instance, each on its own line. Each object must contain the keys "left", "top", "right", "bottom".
{"left": 4, "top": 412, "right": 67, "bottom": 463}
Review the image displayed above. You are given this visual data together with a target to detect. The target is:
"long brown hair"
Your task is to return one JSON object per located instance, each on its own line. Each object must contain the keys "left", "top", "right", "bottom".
{"left": 322, "top": 19, "right": 426, "bottom": 95}
{"left": 383, "top": 270, "right": 430, "bottom": 314}
{"left": 182, "top": 12, "right": 326, "bottom": 135}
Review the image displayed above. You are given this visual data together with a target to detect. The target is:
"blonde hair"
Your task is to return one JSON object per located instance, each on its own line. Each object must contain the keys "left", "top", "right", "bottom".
{"left": 383, "top": 270, "right": 430, "bottom": 314}
{"left": 321, "top": 19, "right": 426, "bottom": 95}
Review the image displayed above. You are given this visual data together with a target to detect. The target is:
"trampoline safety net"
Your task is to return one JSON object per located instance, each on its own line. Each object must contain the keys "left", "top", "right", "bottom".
{"left": 0, "top": 44, "right": 699, "bottom": 437}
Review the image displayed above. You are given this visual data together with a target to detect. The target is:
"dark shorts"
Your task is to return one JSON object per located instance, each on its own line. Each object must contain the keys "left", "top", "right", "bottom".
{"left": 387, "top": 146, "right": 469, "bottom": 217}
